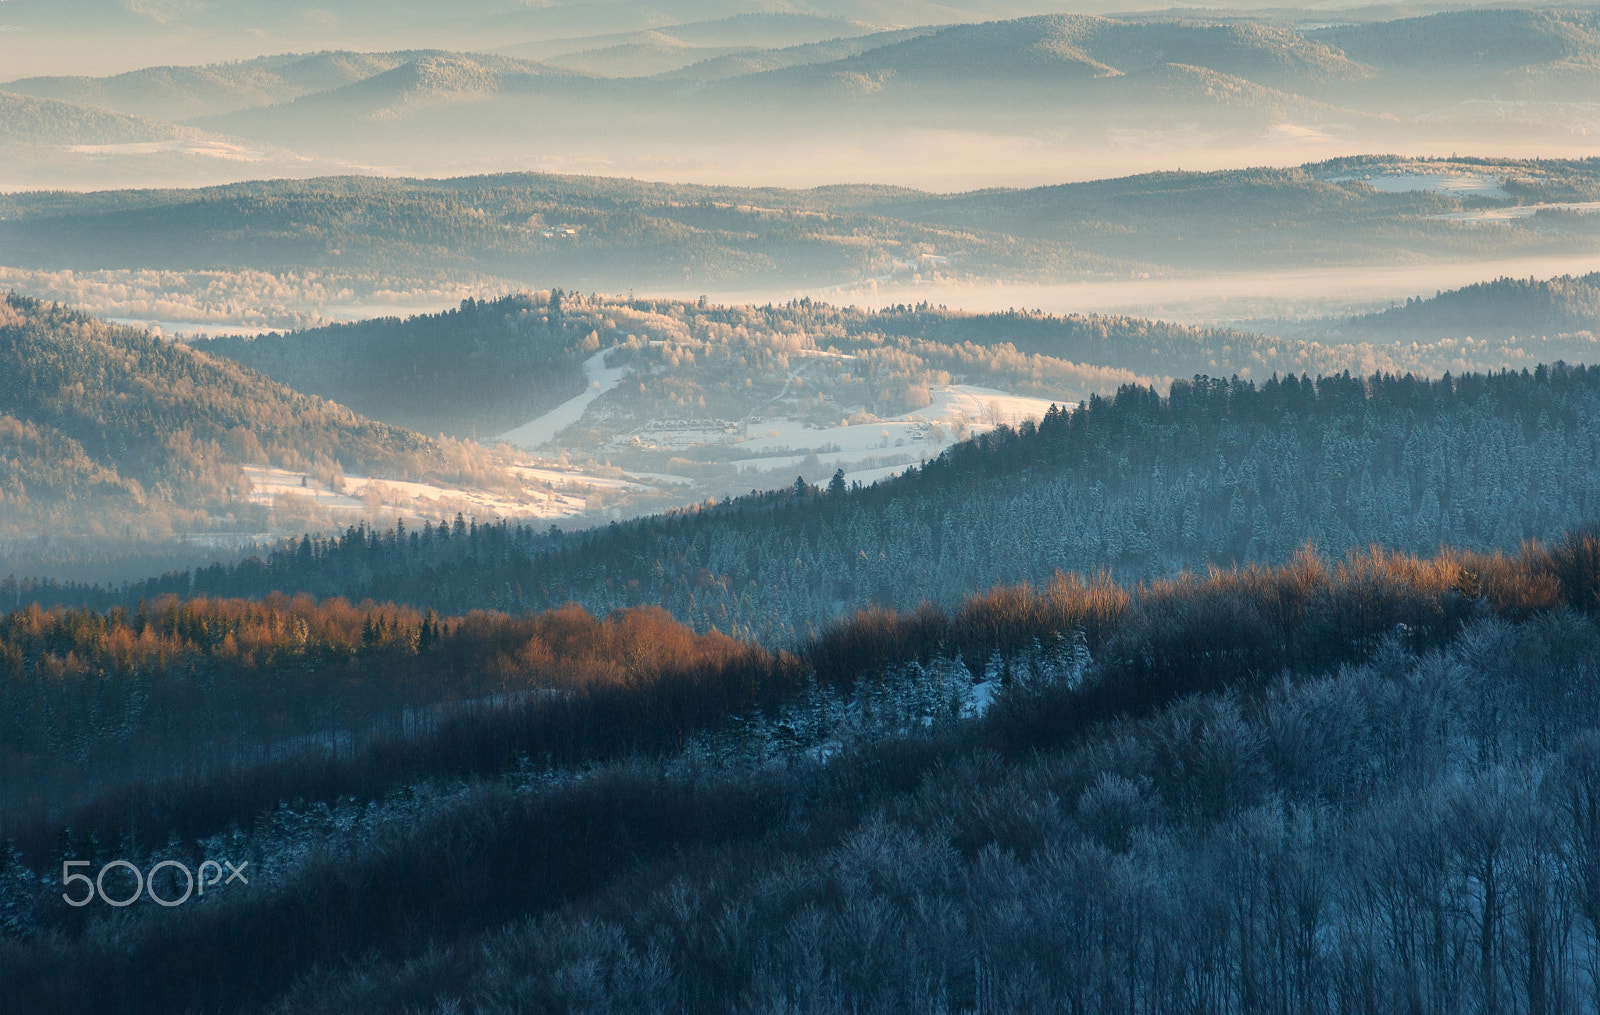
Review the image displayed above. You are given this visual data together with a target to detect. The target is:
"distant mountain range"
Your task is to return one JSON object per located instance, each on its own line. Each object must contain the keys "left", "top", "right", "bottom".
{"left": 4, "top": 51, "right": 437, "bottom": 121}
{"left": 0, "top": 90, "right": 196, "bottom": 147}
{"left": 6, "top": 10, "right": 1600, "bottom": 189}
{"left": 512, "top": 13, "right": 891, "bottom": 76}
{"left": 2, "top": 156, "right": 1596, "bottom": 292}
{"left": 0, "top": 89, "right": 362, "bottom": 189}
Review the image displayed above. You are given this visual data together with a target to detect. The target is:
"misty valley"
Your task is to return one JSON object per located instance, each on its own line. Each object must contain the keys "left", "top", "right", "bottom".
{"left": 4, "top": 1, "right": 1600, "bottom": 1013}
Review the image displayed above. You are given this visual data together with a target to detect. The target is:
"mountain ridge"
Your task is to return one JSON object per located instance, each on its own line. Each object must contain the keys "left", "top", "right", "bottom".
{"left": 0, "top": 291, "right": 477, "bottom": 532}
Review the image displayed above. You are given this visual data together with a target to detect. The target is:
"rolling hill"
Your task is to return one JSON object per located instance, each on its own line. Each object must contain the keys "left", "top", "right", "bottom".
{"left": 0, "top": 171, "right": 1103, "bottom": 287}
{"left": 1340, "top": 270, "right": 1600, "bottom": 340}
{"left": 44, "top": 356, "right": 1600, "bottom": 644}
{"left": 8, "top": 515, "right": 1600, "bottom": 1013}
{"left": 3, "top": 157, "right": 1596, "bottom": 294}
{"left": 0, "top": 292, "right": 488, "bottom": 535}
{"left": 196, "top": 294, "right": 593, "bottom": 439}
{"left": 194, "top": 282, "right": 1600, "bottom": 457}
{"left": 521, "top": 13, "right": 887, "bottom": 76}
{"left": 742, "top": 15, "right": 1371, "bottom": 94}
{"left": 0, "top": 91, "right": 354, "bottom": 190}
{"left": 1315, "top": 9, "right": 1600, "bottom": 78}
{"left": 0, "top": 91, "right": 198, "bottom": 146}
{"left": 661, "top": 26, "right": 940, "bottom": 79}
{"left": 191, "top": 52, "right": 605, "bottom": 143}
{"left": 2, "top": 51, "right": 443, "bottom": 121}
{"left": 180, "top": 15, "right": 1378, "bottom": 162}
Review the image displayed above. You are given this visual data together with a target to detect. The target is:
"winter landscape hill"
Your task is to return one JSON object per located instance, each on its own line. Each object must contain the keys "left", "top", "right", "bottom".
{"left": 23, "top": 344, "right": 1600, "bottom": 641}
{"left": 3, "top": 52, "right": 443, "bottom": 122}
{"left": 0, "top": 292, "right": 725, "bottom": 568}
{"left": 1339, "top": 270, "right": 1600, "bottom": 340}
{"left": 8, "top": 1, "right": 1600, "bottom": 1012}
{"left": 2, "top": 157, "right": 1597, "bottom": 316}
{"left": 3, "top": 260, "right": 1597, "bottom": 576}
{"left": 9, "top": 10, "right": 1600, "bottom": 189}
{"left": 0, "top": 293, "right": 495, "bottom": 535}
{"left": 10, "top": 367, "right": 1600, "bottom": 1013}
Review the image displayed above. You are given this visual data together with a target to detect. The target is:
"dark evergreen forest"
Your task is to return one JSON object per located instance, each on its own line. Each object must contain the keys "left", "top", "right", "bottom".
{"left": 199, "top": 293, "right": 590, "bottom": 438}
{"left": 1344, "top": 271, "right": 1600, "bottom": 340}
{"left": 37, "top": 362, "right": 1600, "bottom": 644}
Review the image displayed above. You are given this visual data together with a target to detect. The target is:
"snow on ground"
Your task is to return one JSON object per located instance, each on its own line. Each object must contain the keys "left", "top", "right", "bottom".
{"left": 841, "top": 463, "right": 914, "bottom": 485}
{"left": 510, "top": 464, "right": 645, "bottom": 491}
{"left": 623, "top": 471, "right": 697, "bottom": 486}
{"left": 230, "top": 382, "right": 1066, "bottom": 536}
{"left": 1330, "top": 171, "right": 1510, "bottom": 199}
{"left": 966, "top": 681, "right": 999, "bottom": 719}
{"left": 497, "top": 349, "right": 630, "bottom": 450}
{"left": 1430, "top": 201, "right": 1600, "bottom": 224}
{"left": 906, "top": 385, "right": 1065, "bottom": 425}
{"left": 625, "top": 421, "right": 741, "bottom": 447}
{"left": 739, "top": 418, "right": 932, "bottom": 457}
{"left": 242, "top": 466, "right": 366, "bottom": 512}
{"left": 736, "top": 387, "right": 1061, "bottom": 458}
{"left": 241, "top": 465, "right": 591, "bottom": 525}
{"left": 722, "top": 387, "right": 1068, "bottom": 481}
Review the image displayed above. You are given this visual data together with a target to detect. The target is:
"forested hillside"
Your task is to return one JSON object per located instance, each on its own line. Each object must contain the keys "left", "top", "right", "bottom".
{"left": 1317, "top": 8, "right": 1600, "bottom": 97}
{"left": 190, "top": 292, "right": 1295, "bottom": 446}
{"left": 199, "top": 293, "right": 591, "bottom": 438}
{"left": 5, "top": 157, "right": 1597, "bottom": 299}
{"left": 1343, "top": 271, "right": 1600, "bottom": 341}
{"left": 14, "top": 2, "right": 1600, "bottom": 1012}
{"left": 0, "top": 91, "right": 196, "bottom": 146}
{"left": 197, "top": 285, "right": 1600, "bottom": 455}
{"left": 659, "top": 26, "right": 937, "bottom": 80}
{"left": 54, "top": 362, "right": 1600, "bottom": 644}
{"left": 0, "top": 292, "right": 486, "bottom": 533}
{"left": 8, "top": 532, "right": 1600, "bottom": 1012}
{"left": 0, "top": 171, "right": 1102, "bottom": 289}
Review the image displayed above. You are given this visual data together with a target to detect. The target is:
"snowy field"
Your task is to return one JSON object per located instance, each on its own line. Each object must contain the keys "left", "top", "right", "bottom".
{"left": 1328, "top": 171, "right": 1511, "bottom": 198}
{"left": 611, "top": 384, "right": 1066, "bottom": 486}
{"left": 497, "top": 349, "right": 630, "bottom": 449}
{"left": 226, "top": 378, "right": 1069, "bottom": 534}
{"left": 240, "top": 465, "right": 618, "bottom": 528}
{"left": 908, "top": 385, "right": 1068, "bottom": 426}
{"left": 1430, "top": 201, "right": 1600, "bottom": 224}
{"left": 510, "top": 464, "right": 646, "bottom": 491}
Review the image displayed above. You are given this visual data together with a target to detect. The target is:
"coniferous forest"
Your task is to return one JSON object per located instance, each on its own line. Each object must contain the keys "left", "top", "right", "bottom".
{"left": 41, "top": 362, "right": 1600, "bottom": 642}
